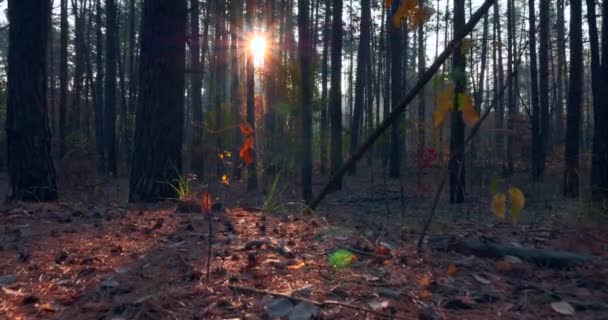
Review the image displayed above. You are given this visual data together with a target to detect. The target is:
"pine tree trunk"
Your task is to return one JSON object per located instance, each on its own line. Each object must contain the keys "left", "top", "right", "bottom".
{"left": 529, "top": 0, "right": 542, "bottom": 181}
{"left": 105, "top": 0, "right": 118, "bottom": 176}
{"left": 59, "top": 0, "right": 68, "bottom": 157}
{"left": 348, "top": 0, "right": 370, "bottom": 176}
{"left": 299, "top": 0, "right": 313, "bottom": 201}
{"left": 94, "top": 0, "right": 105, "bottom": 175}
{"left": 449, "top": 0, "right": 466, "bottom": 203}
{"left": 129, "top": 0, "right": 186, "bottom": 202}
{"left": 230, "top": 0, "right": 242, "bottom": 179}
{"left": 7, "top": 0, "right": 58, "bottom": 201}
{"left": 388, "top": 1, "right": 402, "bottom": 179}
{"left": 190, "top": 0, "right": 205, "bottom": 178}
{"left": 319, "top": 0, "right": 330, "bottom": 175}
{"left": 563, "top": 0, "right": 582, "bottom": 198}
{"left": 246, "top": 0, "right": 258, "bottom": 190}
{"left": 538, "top": 0, "right": 550, "bottom": 179}
{"left": 329, "top": 0, "right": 343, "bottom": 189}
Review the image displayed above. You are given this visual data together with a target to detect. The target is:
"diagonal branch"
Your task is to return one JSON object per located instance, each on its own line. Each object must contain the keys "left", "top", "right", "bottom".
{"left": 307, "top": 0, "right": 497, "bottom": 210}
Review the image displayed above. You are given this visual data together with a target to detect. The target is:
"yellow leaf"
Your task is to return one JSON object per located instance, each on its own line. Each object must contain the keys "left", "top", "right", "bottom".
{"left": 459, "top": 93, "right": 479, "bottom": 126}
{"left": 288, "top": 261, "right": 306, "bottom": 270}
{"left": 460, "top": 38, "right": 474, "bottom": 55}
{"left": 492, "top": 193, "right": 506, "bottom": 219}
{"left": 447, "top": 264, "right": 457, "bottom": 276}
{"left": 432, "top": 108, "right": 447, "bottom": 128}
{"left": 508, "top": 187, "right": 525, "bottom": 223}
{"left": 436, "top": 84, "right": 455, "bottom": 112}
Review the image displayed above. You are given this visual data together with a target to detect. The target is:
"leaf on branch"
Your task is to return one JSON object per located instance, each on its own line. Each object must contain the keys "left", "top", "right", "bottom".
{"left": 460, "top": 38, "right": 474, "bottom": 55}
{"left": 459, "top": 93, "right": 479, "bottom": 126}
{"left": 239, "top": 122, "right": 254, "bottom": 137}
{"left": 201, "top": 191, "right": 211, "bottom": 214}
{"left": 491, "top": 193, "right": 506, "bottom": 219}
{"left": 240, "top": 137, "right": 254, "bottom": 165}
{"left": 508, "top": 187, "right": 525, "bottom": 223}
{"left": 432, "top": 84, "right": 455, "bottom": 128}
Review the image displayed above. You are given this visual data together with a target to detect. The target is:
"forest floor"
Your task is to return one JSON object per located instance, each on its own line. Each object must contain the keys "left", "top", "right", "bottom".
{"left": 0, "top": 163, "right": 607, "bottom": 320}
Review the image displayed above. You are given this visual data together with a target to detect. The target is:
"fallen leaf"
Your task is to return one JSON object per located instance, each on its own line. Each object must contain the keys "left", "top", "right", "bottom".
{"left": 419, "top": 290, "right": 433, "bottom": 301}
{"left": 39, "top": 302, "right": 55, "bottom": 312}
{"left": 418, "top": 275, "right": 432, "bottom": 287}
{"left": 329, "top": 249, "right": 356, "bottom": 268}
{"left": 551, "top": 301, "right": 575, "bottom": 315}
{"left": 367, "top": 299, "right": 390, "bottom": 311}
{"left": 288, "top": 261, "right": 306, "bottom": 270}
{"left": 447, "top": 264, "right": 457, "bottom": 276}
{"left": 495, "top": 260, "right": 512, "bottom": 273}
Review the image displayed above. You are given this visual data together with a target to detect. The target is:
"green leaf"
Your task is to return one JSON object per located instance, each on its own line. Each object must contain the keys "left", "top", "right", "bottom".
{"left": 329, "top": 249, "right": 356, "bottom": 268}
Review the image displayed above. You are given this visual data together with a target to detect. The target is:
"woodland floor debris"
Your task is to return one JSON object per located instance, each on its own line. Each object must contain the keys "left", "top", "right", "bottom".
{"left": 0, "top": 171, "right": 607, "bottom": 319}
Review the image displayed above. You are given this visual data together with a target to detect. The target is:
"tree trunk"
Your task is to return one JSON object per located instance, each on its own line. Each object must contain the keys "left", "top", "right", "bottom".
{"left": 6, "top": 0, "right": 58, "bottom": 201}
{"left": 59, "top": 0, "right": 68, "bottom": 157}
{"left": 319, "top": 0, "right": 330, "bottom": 175}
{"left": 105, "top": 0, "right": 118, "bottom": 176}
{"left": 529, "top": 0, "right": 541, "bottom": 181}
{"left": 348, "top": 0, "right": 370, "bottom": 176}
{"left": 70, "top": 0, "right": 86, "bottom": 138}
{"left": 563, "top": 0, "right": 582, "bottom": 198}
{"left": 129, "top": 0, "right": 186, "bottom": 201}
{"left": 190, "top": 0, "right": 204, "bottom": 178}
{"left": 299, "top": 0, "right": 313, "bottom": 201}
{"left": 388, "top": 1, "right": 402, "bottom": 179}
{"left": 246, "top": 0, "right": 258, "bottom": 190}
{"left": 538, "top": 0, "right": 550, "bottom": 179}
{"left": 329, "top": 0, "right": 343, "bottom": 190}
{"left": 94, "top": 0, "right": 105, "bottom": 175}
{"left": 449, "top": 0, "right": 465, "bottom": 203}
{"left": 493, "top": 1, "right": 504, "bottom": 159}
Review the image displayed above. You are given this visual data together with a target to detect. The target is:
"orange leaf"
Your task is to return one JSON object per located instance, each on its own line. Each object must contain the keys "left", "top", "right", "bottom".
{"left": 447, "top": 264, "right": 457, "bottom": 276}
{"left": 418, "top": 275, "right": 431, "bottom": 287}
{"left": 374, "top": 245, "right": 392, "bottom": 256}
{"left": 419, "top": 290, "right": 433, "bottom": 300}
{"left": 288, "top": 261, "right": 306, "bottom": 270}
{"left": 239, "top": 137, "right": 254, "bottom": 165}
{"left": 201, "top": 191, "right": 211, "bottom": 213}
{"left": 495, "top": 260, "right": 511, "bottom": 273}
{"left": 459, "top": 93, "right": 479, "bottom": 126}
{"left": 239, "top": 122, "right": 254, "bottom": 137}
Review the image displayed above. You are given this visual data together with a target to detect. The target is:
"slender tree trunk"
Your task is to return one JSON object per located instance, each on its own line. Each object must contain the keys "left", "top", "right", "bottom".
{"left": 105, "top": 0, "right": 118, "bottom": 176}
{"left": 348, "top": 0, "right": 370, "bottom": 175}
{"left": 299, "top": 0, "right": 313, "bottom": 201}
{"left": 59, "top": 0, "right": 69, "bottom": 157}
{"left": 563, "top": 0, "right": 582, "bottom": 198}
{"left": 215, "top": 0, "right": 227, "bottom": 178}
{"left": 128, "top": 0, "right": 137, "bottom": 115}
{"left": 319, "top": 0, "right": 330, "bottom": 175}
{"left": 246, "top": 0, "right": 258, "bottom": 190}
{"left": 505, "top": 0, "right": 515, "bottom": 175}
{"left": 449, "top": 0, "right": 466, "bottom": 203}
{"left": 129, "top": 0, "right": 187, "bottom": 202}
{"left": 493, "top": 1, "right": 504, "bottom": 160}
{"left": 555, "top": 0, "right": 566, "bottom": 141}
{"left": 71, "top": 0, "right": 85, "bottom": 138}
{"left": 7, "top": 0, "right": 58, "bottom": 201}
{"left": 417, "top": 7, "right": 426, "bottom": 185}
{"left": 190, "top": 0, "right": 204, "bottom": 178}
{"left": 329, "top": 0, "right": 343, "bottom": 189}
{"left": 94, "top": 0, "right": 105, "bottom": 175}
{"left": 539, "top": 0, "right": 550, "bottom": 178}
{"left": 529, "top": 0, "right": 541, "bottom": 181}
{"left": 588, "top": 0, "right": 604, "bottom": 199}
{"left": 388, "top": 1, "right": 402, "bottom": 179}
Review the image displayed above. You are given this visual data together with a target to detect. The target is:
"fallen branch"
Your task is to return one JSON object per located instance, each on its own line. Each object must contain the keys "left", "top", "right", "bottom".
{"left": 306, "top": 0, "right": 497, "bottom": 211}
{"left": 430, "top": 236, "right": 596, "bottom": 269}
{"left": 227, "top": 285, "right": 410, "bottom": 319}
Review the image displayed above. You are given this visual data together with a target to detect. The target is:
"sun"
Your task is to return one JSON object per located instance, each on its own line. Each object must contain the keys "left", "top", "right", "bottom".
{"left": 250, "top": 35, "right": 267, "bottom": 67}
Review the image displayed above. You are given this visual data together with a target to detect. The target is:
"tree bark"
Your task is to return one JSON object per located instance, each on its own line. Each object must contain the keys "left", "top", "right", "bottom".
{"left": 246, "top": 0, "right": 258, "bottom": 190}
{"left": 329, "top": 0, "right": 343, "bottom": 190}
{"left": 563, "top": 0, "right": 582, "bottom": 198}
{"left": 299, "top": 0, "right": 313, "bottom": 201}
{"left": 319, "top": 0, "right": 330, "bottom": 175}
{"left": 129, "top": 0, "right": 186, "bottom": 202}
{"left": 388, "top": 1, "right": 403, "bottom": 179}
{"left": 449, "top": 0, "right": 466, "bottom": 203}
{"left": 190, "top": 0, "right": 204, "bottom": 178}
{"left": 348, "top": 0, "right": 370, "bottom": 175}
{"left": 105, "top": 0, "right": 118, "bottom": 176}
{"left": 529, "top": 0, "right": 541, "bottom": 181}
{"left": 538, "top": 0, "right": 550, "bottom": 179}
{"left": 59, "top": 0, "right": 68, "bottom": 157}
{"left": 7, "top": 0, "right": 58, "bottom": 201}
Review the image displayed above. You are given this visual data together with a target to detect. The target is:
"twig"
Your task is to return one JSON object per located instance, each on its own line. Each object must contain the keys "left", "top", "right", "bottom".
{"left": 306, "top": 0, "right": 497, "bottom": 211}
{"left": 416, "top": 68, "right": 519, "bottom": 252}
{"left": 227, "top": 285, "right": 410, "bottom": 319}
